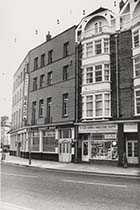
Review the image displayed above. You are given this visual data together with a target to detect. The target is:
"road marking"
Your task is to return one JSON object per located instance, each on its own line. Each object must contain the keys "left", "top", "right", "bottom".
{"left": 62, "top": 179, "right": 128, "bottom": 188}
{"left": 2, "top": 172, "right": 38, "bottom": 178}
{"left": 0, "top": 202, "right": 35, "bottom": 210}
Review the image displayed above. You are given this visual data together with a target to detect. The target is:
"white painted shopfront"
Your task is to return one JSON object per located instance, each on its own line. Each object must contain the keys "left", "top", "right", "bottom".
{"left": 79, "top": 123, "right": 118, "bottom": 162}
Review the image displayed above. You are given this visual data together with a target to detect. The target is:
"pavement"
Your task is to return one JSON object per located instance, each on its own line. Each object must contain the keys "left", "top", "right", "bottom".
{"left": 1, "top": 153, "right": 140, "bottom": 178}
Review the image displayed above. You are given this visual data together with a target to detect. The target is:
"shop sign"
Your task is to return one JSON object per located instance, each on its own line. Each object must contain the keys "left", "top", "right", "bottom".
{"left": 104, "top": 134, "right": 117, "bottom": 139}
{"left": 79, "top": 124, "right": 118, "bottom": 133}
{"left": 24, "top": 73, "right": 29, "bottom": 97}
{"left": 46, "top": 130, "right": 55, "bottom": 137}
{"left": 124, "top": 123, "right": 138, "bottom": 132}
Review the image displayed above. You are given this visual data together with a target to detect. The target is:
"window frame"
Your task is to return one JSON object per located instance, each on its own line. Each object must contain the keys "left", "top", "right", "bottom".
{"left": 133, "top": 30, "right": 139, "bottom": 48}
{"left": 63, "top": 93, "right": 68, "bottom": 117}
{"left": 40, "top": 74, "right": 45, "bottom": 88}
{"left": 33, "top": 77, "right": 38, "bottom": 91}
{"left": 40, "top": 53, "right": 46, "bottom": 67}
{"left": 47, "top": 71, "right": 52, "bottom": 86}
{"left": 135, "top": 89, "right": 140, "bottom": 115}
{"left": 63, "top": 42, "right": 69, "bottom": 57}
{"left": 63, "top": 65, "right": 69, "bottom": 81}
{"left": 39, "top": 99, "right": 44, "bottom": 118}
{"left": 48, "top": 50, "right": 53, "bottom": 64}
{"left": 34, "top": 57, "right": 38, "bottom": 70}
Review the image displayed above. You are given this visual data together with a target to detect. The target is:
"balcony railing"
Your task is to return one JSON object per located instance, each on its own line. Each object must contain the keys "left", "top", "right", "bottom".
{"left": 132, "top": 15, "right": 140, "bottom": 26}
{"left": 81, "top": 25, "right": 114, "bottom": 40}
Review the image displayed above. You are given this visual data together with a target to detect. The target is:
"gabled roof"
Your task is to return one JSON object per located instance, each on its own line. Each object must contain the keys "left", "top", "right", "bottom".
{"left": 86, "top": 7, "right": 108, "bottom": 17}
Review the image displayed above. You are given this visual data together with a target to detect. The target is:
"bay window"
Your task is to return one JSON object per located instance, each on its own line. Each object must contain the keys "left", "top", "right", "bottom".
{"left": 95, "top": 94, "right": 103, "bottom": 116}
{"left": 134, "top": 56, "right": 140, "bottom": 77}
{"left": 95, "top": 65, "right": 102, "bottom": 82}
{"left": 133, "top": 30, "right": 139, "bottom": 48}
{"left": 86, "top": 67, "right": 93, "bottom": 83}
{"left": 104, "top": 38, "right": 109, "bottom": 53}
{"left": 135, "top": 90, "right": 140, "bottom": 115}
{"left": 86, "top": 42, "right": 93, "bottom": 57}
{"left": 95, "top": 40, "right": 102, "bottom": 54}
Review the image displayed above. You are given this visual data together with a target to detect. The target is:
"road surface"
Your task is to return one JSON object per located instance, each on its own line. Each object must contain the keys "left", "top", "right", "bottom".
{"left": 1, "top": 163, "right": 140, "bottom": 210}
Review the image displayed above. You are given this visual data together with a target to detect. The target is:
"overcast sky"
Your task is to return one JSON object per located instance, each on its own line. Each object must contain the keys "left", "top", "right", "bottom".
{"left": 0, "top": 0, "right": 119, "bottom": 119}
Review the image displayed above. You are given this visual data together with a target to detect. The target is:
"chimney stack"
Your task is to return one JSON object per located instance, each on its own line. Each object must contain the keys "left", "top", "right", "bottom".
{"left": 46, "top": 31, "right": 51, "bottom": 42}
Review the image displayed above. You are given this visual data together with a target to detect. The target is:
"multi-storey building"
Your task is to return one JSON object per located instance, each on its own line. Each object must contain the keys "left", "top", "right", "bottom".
{"left": 10, "top": 26, "right": 77, "bottom": 162}
{"left": 10, "top": 54, "right": 29, "bottom": 157}
{"left": 0, "top": 116, "right": 11, "bottom": 152}
{"left": 76, "top": 1, "right": 140, "bottom": 167}
{"left": 10, "top": 0, "right": 140, "bottom": 166}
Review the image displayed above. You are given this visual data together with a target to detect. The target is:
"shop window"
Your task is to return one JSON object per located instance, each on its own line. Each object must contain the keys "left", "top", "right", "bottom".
{"left": 32, "top": 131, "right": 39, "bottom": 151}
{"left": 86, "top": 42, "right": 93, "bottom": 57}
{"left": 43, "top": 130, "right": 55, "bottom": 152}
{"left": 91, "top": 140, "right": 118, "bottom": 160}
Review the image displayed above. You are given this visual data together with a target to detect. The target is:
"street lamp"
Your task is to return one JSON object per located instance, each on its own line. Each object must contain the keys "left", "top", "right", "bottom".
{"left": 28, "top": 127, "right": 31, "bottom": 165}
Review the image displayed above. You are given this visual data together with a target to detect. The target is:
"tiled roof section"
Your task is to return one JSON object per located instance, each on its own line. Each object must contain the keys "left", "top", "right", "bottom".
{"left": 86, "top": 7, "right": 108, "bottom": 17}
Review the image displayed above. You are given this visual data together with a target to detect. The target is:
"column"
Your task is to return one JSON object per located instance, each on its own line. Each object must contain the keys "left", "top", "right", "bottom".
{"left": 118, "top": 123, "right": 124, "bottom": 166}
{"left": 39, "top": 130, "right": 43, "bottom": 153}
{"left": 138, "top": 123, "right": 140, "bottom": 167}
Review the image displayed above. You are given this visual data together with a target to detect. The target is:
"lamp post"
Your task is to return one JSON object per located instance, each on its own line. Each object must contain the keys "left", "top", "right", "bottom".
{"left": 28, "top": 127, "right": 31, "bottom": 165}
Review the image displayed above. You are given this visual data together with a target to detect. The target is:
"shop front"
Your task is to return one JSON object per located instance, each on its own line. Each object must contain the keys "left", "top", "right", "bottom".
{"left": 79, "top": 123, "right": 118, "bottom": 165}
{"left": 124, "top": 123, "right": 139, "bottom": 165}
{"left": 56, "top": 127, "right": 75, "bottom": 163}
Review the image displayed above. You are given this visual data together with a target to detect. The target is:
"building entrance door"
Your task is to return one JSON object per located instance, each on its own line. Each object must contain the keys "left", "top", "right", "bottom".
{"left": 82, "top": 141, "right": 89, "bottom": 162}
{"left": 126, "top": 141, "right": 138, "bottom": 164}
{"left": 59, "top": 140, "right": 72, "bottom": 162}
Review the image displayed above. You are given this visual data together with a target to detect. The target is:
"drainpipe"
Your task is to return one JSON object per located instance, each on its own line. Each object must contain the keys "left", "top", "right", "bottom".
{"left": 115, "top": 33, "right": 119, "bottom": 118}
{"left": 74, "top": 42, "right": 79, "bottom": 163}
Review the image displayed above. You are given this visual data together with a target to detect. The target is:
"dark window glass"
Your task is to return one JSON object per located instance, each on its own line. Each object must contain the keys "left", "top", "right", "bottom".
{"left": 41, "top": 54, "right": 46, "bottom": 67}
{"left": 63, "top": 42, "right": 69, "bottom": 57}
{"left": 33, "top": 77, "right": 37, "bottom": 90}
{"left": 48, "top": 50, "right": 53, "bottom": 64}
{"left": 34, "top": 57, "right": 38, "bottom": 70}
{"left": 63, "top": 65, "right": 69, "bottom": 80}
{"left": 63, "top": 93, "right": 68, "bottom": 117}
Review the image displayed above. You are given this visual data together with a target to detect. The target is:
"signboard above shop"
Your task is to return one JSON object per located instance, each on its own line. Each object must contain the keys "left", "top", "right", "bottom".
{"left": 79, "top": 123, "right": 118, "bottom": 133}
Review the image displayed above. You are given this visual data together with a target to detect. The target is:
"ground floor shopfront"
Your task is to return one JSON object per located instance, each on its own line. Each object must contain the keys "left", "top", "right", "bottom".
{"left": 10, "top": 124, "right": 76, "bottom": 163}
{"left": 78, "top": 121, "right": 140, "bottom": 167}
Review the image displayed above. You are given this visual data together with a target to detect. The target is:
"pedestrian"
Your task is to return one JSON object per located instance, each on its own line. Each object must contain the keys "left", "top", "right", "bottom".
{"left": 122, "top": 152, "right": 128, "bottom": 168}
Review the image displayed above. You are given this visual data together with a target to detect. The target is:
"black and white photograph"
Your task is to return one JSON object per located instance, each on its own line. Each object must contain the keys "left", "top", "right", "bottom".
{"left": 0, "top": 0, "right": 140, "bottom": 209}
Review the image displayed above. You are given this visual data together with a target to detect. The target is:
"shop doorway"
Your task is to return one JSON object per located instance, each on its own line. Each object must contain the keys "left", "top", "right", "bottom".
{"left": 82, "top": 141, "right": 89, "bottom": 162}
{"left": 59, "top": 140, "right": 72, "bottom": 162}
{"left": 126, "top": 141, "right": 138, "bottom": 164}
